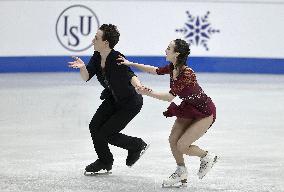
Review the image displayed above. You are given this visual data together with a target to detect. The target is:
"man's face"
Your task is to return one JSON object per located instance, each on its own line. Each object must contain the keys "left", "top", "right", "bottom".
{"left": 92, "top": 30, "right": 107, "bottom": 52}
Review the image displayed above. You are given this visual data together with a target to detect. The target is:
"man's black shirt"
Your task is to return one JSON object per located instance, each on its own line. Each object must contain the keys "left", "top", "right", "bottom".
{"left": 86, "top": 49, "right": 138, "bottom": 102}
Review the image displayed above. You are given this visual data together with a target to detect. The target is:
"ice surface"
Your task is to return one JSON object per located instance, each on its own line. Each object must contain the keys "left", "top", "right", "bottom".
{"left": 1, "top": 72, "right": 284, "bottom": 192}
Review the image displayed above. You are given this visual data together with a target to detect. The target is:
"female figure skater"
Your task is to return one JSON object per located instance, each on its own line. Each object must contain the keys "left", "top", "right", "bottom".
{"left": 117, "top": 39, "right": 218, "bottom": 187}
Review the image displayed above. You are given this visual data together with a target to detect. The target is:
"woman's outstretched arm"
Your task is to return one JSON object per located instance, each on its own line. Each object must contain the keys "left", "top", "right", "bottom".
{"left": 117, "top": 56, "right": 158, "bottom": 75}
{"left": 136, "top": 86, "right": 175, "bottom": 102}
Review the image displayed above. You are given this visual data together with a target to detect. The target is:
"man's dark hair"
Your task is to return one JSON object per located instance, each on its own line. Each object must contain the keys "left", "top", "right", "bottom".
{"left": 99, "top": 24, "right": 120, "bottom": 49}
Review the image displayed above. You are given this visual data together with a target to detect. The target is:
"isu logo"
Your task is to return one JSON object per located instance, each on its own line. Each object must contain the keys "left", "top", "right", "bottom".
{"left": 56, "top": 5, "right": 99, "bottom": 52}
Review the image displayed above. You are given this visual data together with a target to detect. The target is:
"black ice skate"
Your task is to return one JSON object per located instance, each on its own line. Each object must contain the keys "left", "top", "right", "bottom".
{"left": 126, "top": 141, "right": 149, "bottom": 167}
{"left": 84, "top": 159, "right": 112, "bottom": 176}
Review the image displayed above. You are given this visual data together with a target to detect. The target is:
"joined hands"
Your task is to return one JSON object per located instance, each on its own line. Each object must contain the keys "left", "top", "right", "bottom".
{"left": 135, "top": 85, "right": 152, "bottom": 96}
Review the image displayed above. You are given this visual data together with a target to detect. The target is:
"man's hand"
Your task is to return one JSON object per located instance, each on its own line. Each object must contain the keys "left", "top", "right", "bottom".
{"left": 68, "top": 56, "right": 85, "bottom": 69}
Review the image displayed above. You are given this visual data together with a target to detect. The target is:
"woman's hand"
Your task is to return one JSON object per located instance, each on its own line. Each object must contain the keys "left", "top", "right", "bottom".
{"left": 116, "top": 55, "right": 133, "bottom": 66}
{"left": 68, "top": 56, "right": 85, "bottom": 69}
{"left": 135, "top": 85, "right": 153, "bottom": 96}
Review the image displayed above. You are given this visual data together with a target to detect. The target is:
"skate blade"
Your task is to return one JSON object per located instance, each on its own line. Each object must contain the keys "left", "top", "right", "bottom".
{"left": 140, "top": 144, "right": 150, "bottom": 158}
{"left": 162, "top": 182, "right": 187, "bottom": 188}
{"left": 84, "top": 171, "right": 112, "bottom": 176}
{"left": 128, "top": 144, "right": 150, "bottom": 168}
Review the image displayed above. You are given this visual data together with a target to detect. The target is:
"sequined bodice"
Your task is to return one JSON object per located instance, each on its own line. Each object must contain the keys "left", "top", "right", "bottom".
{"left": 156, "top": 64, "right": 216, "bottom": 119}
{"left": 157, "top": 64, "right": 212, "bottom": 108}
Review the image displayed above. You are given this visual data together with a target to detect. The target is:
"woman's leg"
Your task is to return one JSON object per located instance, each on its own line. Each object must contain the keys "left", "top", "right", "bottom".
{"left": 162, "top": 118, "right": 193, "bottom": 187}
{"left": 167, "top": 115, "right": 217, "bottom": 182}
{"left": 176, "top": 115, "right": 218, "bottom": 179}
{"left": 176, "top": 115, "right": 214, "bottom": 157}
{"left": 168, "top": 118, "right": 193, "bottom": 165}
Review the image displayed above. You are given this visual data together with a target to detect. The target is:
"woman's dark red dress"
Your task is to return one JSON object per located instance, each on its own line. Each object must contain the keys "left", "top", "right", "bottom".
{"left": 156, "top": 64, "right": 216, "bottom": 124}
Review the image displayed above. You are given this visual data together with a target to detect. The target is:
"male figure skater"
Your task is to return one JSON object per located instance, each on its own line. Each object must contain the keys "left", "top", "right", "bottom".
{"left": 68, "top": 24, "right": 149, "bottom": 174}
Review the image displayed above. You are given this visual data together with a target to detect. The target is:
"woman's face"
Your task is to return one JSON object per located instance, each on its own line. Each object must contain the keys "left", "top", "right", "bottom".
{"left": 165, "top": 41, "right": 178, "bottom": 64}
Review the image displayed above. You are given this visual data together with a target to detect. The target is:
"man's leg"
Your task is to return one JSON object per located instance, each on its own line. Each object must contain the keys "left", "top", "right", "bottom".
{"left": 95, "top": 104, "right": 148, "bottom": 167}
{"left": 93, "top": 105, "right": 144, "bottom": 160}
{"left": 89, "top": 99, "right": 116, "bottom": 165}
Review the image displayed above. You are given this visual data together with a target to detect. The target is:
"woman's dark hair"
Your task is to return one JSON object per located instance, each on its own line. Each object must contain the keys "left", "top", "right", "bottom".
{"left": 173, "top": 39, "right": 190, "bottom": 69}
{"left": 99, "top": 24, "right": 120, "bottom": 49}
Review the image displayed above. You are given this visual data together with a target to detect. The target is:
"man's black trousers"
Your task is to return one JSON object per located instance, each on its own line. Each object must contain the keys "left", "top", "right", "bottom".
{"left": 89, "top": 95, "right": 144, "bottom": 165}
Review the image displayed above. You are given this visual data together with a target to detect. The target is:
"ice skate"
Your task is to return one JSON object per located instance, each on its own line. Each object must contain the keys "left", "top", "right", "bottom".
{"left": 126, "top": 141, "right": 149, "bottom": 167}
{"left": 84, "top": 171, "right": 112, "bottom": 176}
{"left": 162, "top": 166, "right": 188, "bottom": 188}
{"left": 84, "top": 159, "right": 112, "bottom": 176}
{"left": 197, "top": 152, "right": 218, "bottom": 179}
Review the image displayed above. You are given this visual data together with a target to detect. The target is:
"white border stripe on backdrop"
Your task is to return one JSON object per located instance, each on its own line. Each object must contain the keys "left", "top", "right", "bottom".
{"left": 0, "top": 0, "right": 283, "bottom": 73}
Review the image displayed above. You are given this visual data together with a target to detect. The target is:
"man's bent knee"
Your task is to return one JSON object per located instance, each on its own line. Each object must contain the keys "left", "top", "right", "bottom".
{"left": 89, "top": 123, "right": 99, "bottom": 134}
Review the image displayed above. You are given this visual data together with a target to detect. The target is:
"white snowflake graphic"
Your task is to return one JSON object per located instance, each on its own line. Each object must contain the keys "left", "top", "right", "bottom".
{"left": 176, "top": 11, "right": 220, "bottom": 51}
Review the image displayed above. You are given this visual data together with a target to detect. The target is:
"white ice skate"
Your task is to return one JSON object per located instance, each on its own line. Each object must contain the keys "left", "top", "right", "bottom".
{"left": 162, "top": 166, "right": 188, "bottom": 188}
{"left": 197, "top": 152, "right": 218, "bottom": 179}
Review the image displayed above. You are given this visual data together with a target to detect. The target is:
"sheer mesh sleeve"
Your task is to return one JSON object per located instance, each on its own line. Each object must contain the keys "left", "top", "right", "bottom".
{"left": 156, "top": 64, "right": 171, "bottom": 75}
{"left": 116, "top": 53, "right": 137, "bottom": 81}
{"left": 119, "top": 64, "right": 136, "bottom": 81}
{"left": 86, "top": 52, "right": 99, "bottom": 81}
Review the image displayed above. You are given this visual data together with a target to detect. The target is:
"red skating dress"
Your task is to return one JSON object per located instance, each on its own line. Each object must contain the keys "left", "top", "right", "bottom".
{"left": 156, "top": 64, "right": 216, "bottom": 124}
